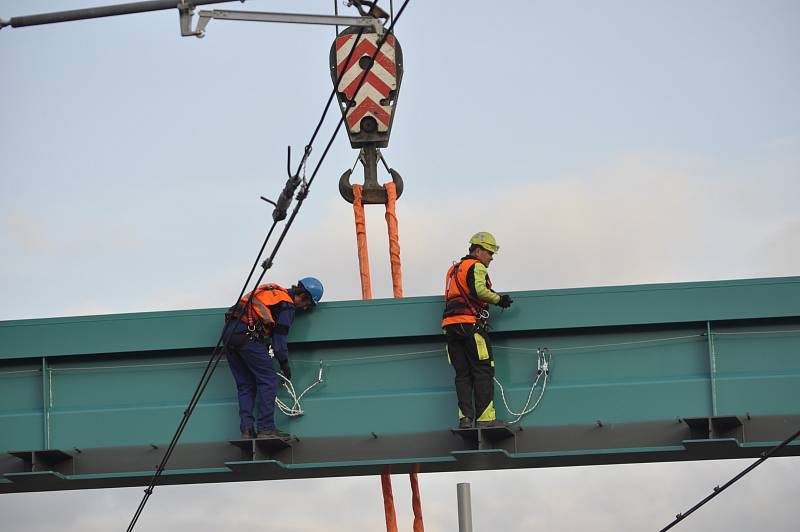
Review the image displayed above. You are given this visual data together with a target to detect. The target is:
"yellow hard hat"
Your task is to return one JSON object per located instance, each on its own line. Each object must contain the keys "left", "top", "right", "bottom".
{"left": 469, "top": 232, "right": 499, "bottom": 253}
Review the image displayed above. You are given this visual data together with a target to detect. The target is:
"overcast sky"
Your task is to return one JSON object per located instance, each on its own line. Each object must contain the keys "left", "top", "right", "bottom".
{"left": 1, "top": 1, "right": 798, "bottom": 530}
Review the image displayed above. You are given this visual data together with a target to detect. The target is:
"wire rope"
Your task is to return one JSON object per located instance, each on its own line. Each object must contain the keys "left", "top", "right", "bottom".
{"left": 126, "top": 3, "right": 411, "bottom": 529}
{"left": 493, "top": 348, "right": 552, "bottom": 423}
{"left": 658, "top": 424, "right": 800, "bottom": 531}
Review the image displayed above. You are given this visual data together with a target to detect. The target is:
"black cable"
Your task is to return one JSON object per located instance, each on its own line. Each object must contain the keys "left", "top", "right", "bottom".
{"left": 127, "top": 25, "right": 366, "bottom": 530}
{"left": 257, "top": 0, "right": 410, "bottom": 284}
{"left": 126, "top": 223, "right": 278, "bottom": 532}
{"left": 1, "top": 0, "right": 241, "bottom": 28}
{"left": 659, "top": 424, "right": 800, "bottom": 531}
{"left": 290, "top": 27, "right": 366, "bottom": 178}
{"left": 126, "top": 2, "right": 410, "bottom": 529}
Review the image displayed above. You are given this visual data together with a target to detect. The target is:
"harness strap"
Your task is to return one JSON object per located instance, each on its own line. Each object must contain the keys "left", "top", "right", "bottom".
{"left": 449, "top": 262, "right": 486, "bottom": 319}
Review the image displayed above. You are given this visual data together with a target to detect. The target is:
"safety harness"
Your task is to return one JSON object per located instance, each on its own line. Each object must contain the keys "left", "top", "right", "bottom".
{"left": 445, "top": 259, "right": 490, "bottom": 330}
{"left": 225, "top": 283, "right": 292, "bottom": 343}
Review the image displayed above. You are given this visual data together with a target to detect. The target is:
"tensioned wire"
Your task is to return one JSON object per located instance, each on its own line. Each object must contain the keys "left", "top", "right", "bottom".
{"left": 659, "top": 424, "right": 800, "bottom": 531}
{"left": 14, "top": 326, "right": 796, "bottom": 466}
{"left": 10, "top": 326, "right": 795, "bottom": 376}
{"left": 36, "top": 330, "right": 730, "bottom": 424}
{"left": 126, "top": 3, "right": 412, "bottom": 530}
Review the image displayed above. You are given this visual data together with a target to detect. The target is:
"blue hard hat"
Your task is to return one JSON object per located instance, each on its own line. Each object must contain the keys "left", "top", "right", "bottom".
{"left": 298, "top": 277, "right": 324, "bottom": 305}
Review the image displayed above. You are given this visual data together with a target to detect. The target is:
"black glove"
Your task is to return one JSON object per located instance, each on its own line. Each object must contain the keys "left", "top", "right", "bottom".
{"left": 279, "top": 361, "right": 292, "bottom": 381}
{"left": 498, "top": 294, "right": 513, "bottom": 308}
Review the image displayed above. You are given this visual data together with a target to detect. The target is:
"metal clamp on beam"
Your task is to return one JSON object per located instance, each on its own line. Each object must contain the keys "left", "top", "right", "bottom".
{"left": 186, "top": 9, "right": 385, "bottom": 38}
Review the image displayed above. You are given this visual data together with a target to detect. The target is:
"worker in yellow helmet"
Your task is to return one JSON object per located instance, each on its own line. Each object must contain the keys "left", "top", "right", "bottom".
{"left": 442, "top": 232, "right": 513, "bottom": 429}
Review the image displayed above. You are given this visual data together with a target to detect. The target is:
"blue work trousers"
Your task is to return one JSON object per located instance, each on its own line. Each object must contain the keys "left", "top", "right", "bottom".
{"left": 222, "top": 320, "right": 278, "bottom": 433}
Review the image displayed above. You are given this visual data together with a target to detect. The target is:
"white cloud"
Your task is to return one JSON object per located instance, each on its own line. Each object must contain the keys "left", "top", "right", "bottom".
{"left": 1, "top": 457, "right": 798, "bottom": 531}
{"left": 271, "top": 144, "right": 799, "bottom": 304}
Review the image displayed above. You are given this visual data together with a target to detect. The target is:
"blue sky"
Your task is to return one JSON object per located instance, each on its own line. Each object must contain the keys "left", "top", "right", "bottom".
{"left": 1, "top": 1, "right": 798, "bottom": 530}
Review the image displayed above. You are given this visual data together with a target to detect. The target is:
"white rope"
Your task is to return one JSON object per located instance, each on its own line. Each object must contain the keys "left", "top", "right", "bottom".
{"left": 276, "top": 363, "right": 325, "bottom": 417}
{"left": 53, "top": 359, "right": 216, "bottom": 372}
{"left": 322, "top": 348, "right": 443, "bottom": 365}
{"left": 0, "top": 368, "right": 41, "bottom": 376}
{"left": 493, "top": 348, "right": 552, "bottom": 424}
{"left": 274, "top": 348, "right": 443, "bottom": 415}
{"left": 495, "top": 333, "right": 704, "bottom": 354}
{"left": 713, "top": 329, "right": 800, "bottom": 336}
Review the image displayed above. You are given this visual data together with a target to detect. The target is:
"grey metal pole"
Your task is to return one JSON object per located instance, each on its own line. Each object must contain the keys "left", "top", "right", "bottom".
{"left": 457, "top": 482, "right": 473, "bottom": 532}
{"left": 1, "top": 0, "right": 238, "bottom": 29}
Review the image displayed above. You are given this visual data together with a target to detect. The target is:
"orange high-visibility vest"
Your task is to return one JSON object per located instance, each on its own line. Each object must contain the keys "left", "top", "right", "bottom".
{"left": 441, "top": 258, "right": 491, "bottom": 327}
{"left": 229, "top": 283, "right": 294, "bottom": 329}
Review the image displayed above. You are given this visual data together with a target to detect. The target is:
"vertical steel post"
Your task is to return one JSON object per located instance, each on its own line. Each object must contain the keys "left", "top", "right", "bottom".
{"left": 41, "top": 357, "right": 51, "bottom": 449}
{"left": 706, "top": 321, "right": 718, "bottom": 417}
{"left": 457, "top": 482, "right": 473, "bottom": 532}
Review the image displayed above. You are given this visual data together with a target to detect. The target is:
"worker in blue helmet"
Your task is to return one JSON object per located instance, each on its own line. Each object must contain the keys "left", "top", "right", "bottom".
{"left": 222, "top": 277, "right": 323, "bottom": 439}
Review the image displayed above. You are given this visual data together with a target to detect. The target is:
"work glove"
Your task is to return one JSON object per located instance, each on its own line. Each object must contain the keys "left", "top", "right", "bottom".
{"left": 498, "top": 294, "right": 513, "bottom": 309}
{"left": 279, "top": 361, "right": 292, "bottom": 381}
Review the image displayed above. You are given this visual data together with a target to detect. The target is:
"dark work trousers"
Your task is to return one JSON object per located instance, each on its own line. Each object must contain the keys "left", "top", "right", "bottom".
{"left": 444, "top": 323, "right": 496, "bottom": 422}
{"left": 222, "top": 320, "right": 279, "bottom": 433}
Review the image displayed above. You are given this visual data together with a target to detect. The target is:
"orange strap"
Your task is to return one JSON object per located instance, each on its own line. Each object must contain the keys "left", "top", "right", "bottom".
{"left": 381, "top": 468, "right": 399, "bottom": 532}
{"left": 410, "top": 464, "right": 424, "bottom": 532}
{"left": 352, "top": 182, "right": 415, "bottom": 530}
{"left": 352, "top": 184, "right": 373, "bottom": 299}
{"left": 381, "top": 466, "right": 424, "bottom": 532}
{"left": 383, "top": 181, "right": 403, "bottom": 298}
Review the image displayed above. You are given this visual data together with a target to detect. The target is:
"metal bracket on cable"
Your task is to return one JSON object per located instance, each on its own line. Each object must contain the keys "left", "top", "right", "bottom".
{"left": 178, "top": 0, "right": 200, "bottom": 37}
{"left": 260, "top": 146, "right": 307, "bottom": 222}
{"left": 186, "top": 8, "right": 385, "bottom": 38}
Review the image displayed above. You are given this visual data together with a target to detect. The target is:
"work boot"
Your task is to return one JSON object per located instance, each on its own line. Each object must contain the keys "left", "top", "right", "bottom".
{"left": 256, "top": 428, "right": 290, "bottom": 439}
{"left": 240, "top": 428, "right": 255, "bottom": 439}
{"left": 458, "top": 417, "right": 473, "bottom": 429}
{"left": 476, "top": 419, "right": 508, "bottom": 429}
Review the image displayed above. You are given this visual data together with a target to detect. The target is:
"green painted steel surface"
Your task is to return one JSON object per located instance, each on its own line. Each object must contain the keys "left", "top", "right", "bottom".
{"left": 1, "top": 276, "right": 799, "bottom": 492}
{"left": 1, "top": 276, "right": 798, "bottom": 360}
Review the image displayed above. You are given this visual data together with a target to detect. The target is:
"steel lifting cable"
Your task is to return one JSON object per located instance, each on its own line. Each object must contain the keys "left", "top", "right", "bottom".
{"left": 659, "top": 424, "right": 800, "bottom": 531}
{"left": 254, "top": 0, "right": 411, "bottom": 282}
{"left": 127, "top": 2, "right": 412, "bottom": 530}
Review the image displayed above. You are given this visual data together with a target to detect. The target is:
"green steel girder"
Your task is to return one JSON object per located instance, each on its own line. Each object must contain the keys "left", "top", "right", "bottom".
{"left": 1, "top": 276, "right": 799, "bottom": 494}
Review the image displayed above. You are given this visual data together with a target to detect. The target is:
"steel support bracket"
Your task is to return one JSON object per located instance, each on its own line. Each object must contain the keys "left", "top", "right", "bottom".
{"left": 229, "top": 437, "right": 292, "bottom": 461}
{"left": 8, "top": 449, "right": 74, "bottom": 475}
{"left": 683, "top": 415, "right": 744, "bottom": 441}
{"left": 185, "top": 8, "right": 385, "bottom": 38}
{"left": 178, "top": 0, "right": 200, "bottom": 37}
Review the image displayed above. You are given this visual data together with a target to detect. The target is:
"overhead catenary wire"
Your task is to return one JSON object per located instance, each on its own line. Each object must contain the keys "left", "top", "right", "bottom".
{"left": 126, "top": 3, "right": 412, "bottom": 530}
{"left": 658, "top": 424, "right": 800, "bottom": 531}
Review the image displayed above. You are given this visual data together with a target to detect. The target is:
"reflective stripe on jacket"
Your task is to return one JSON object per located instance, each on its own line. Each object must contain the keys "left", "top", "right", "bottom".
{"left": 442, "top": 258, "right": 491, "bottom": 327}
